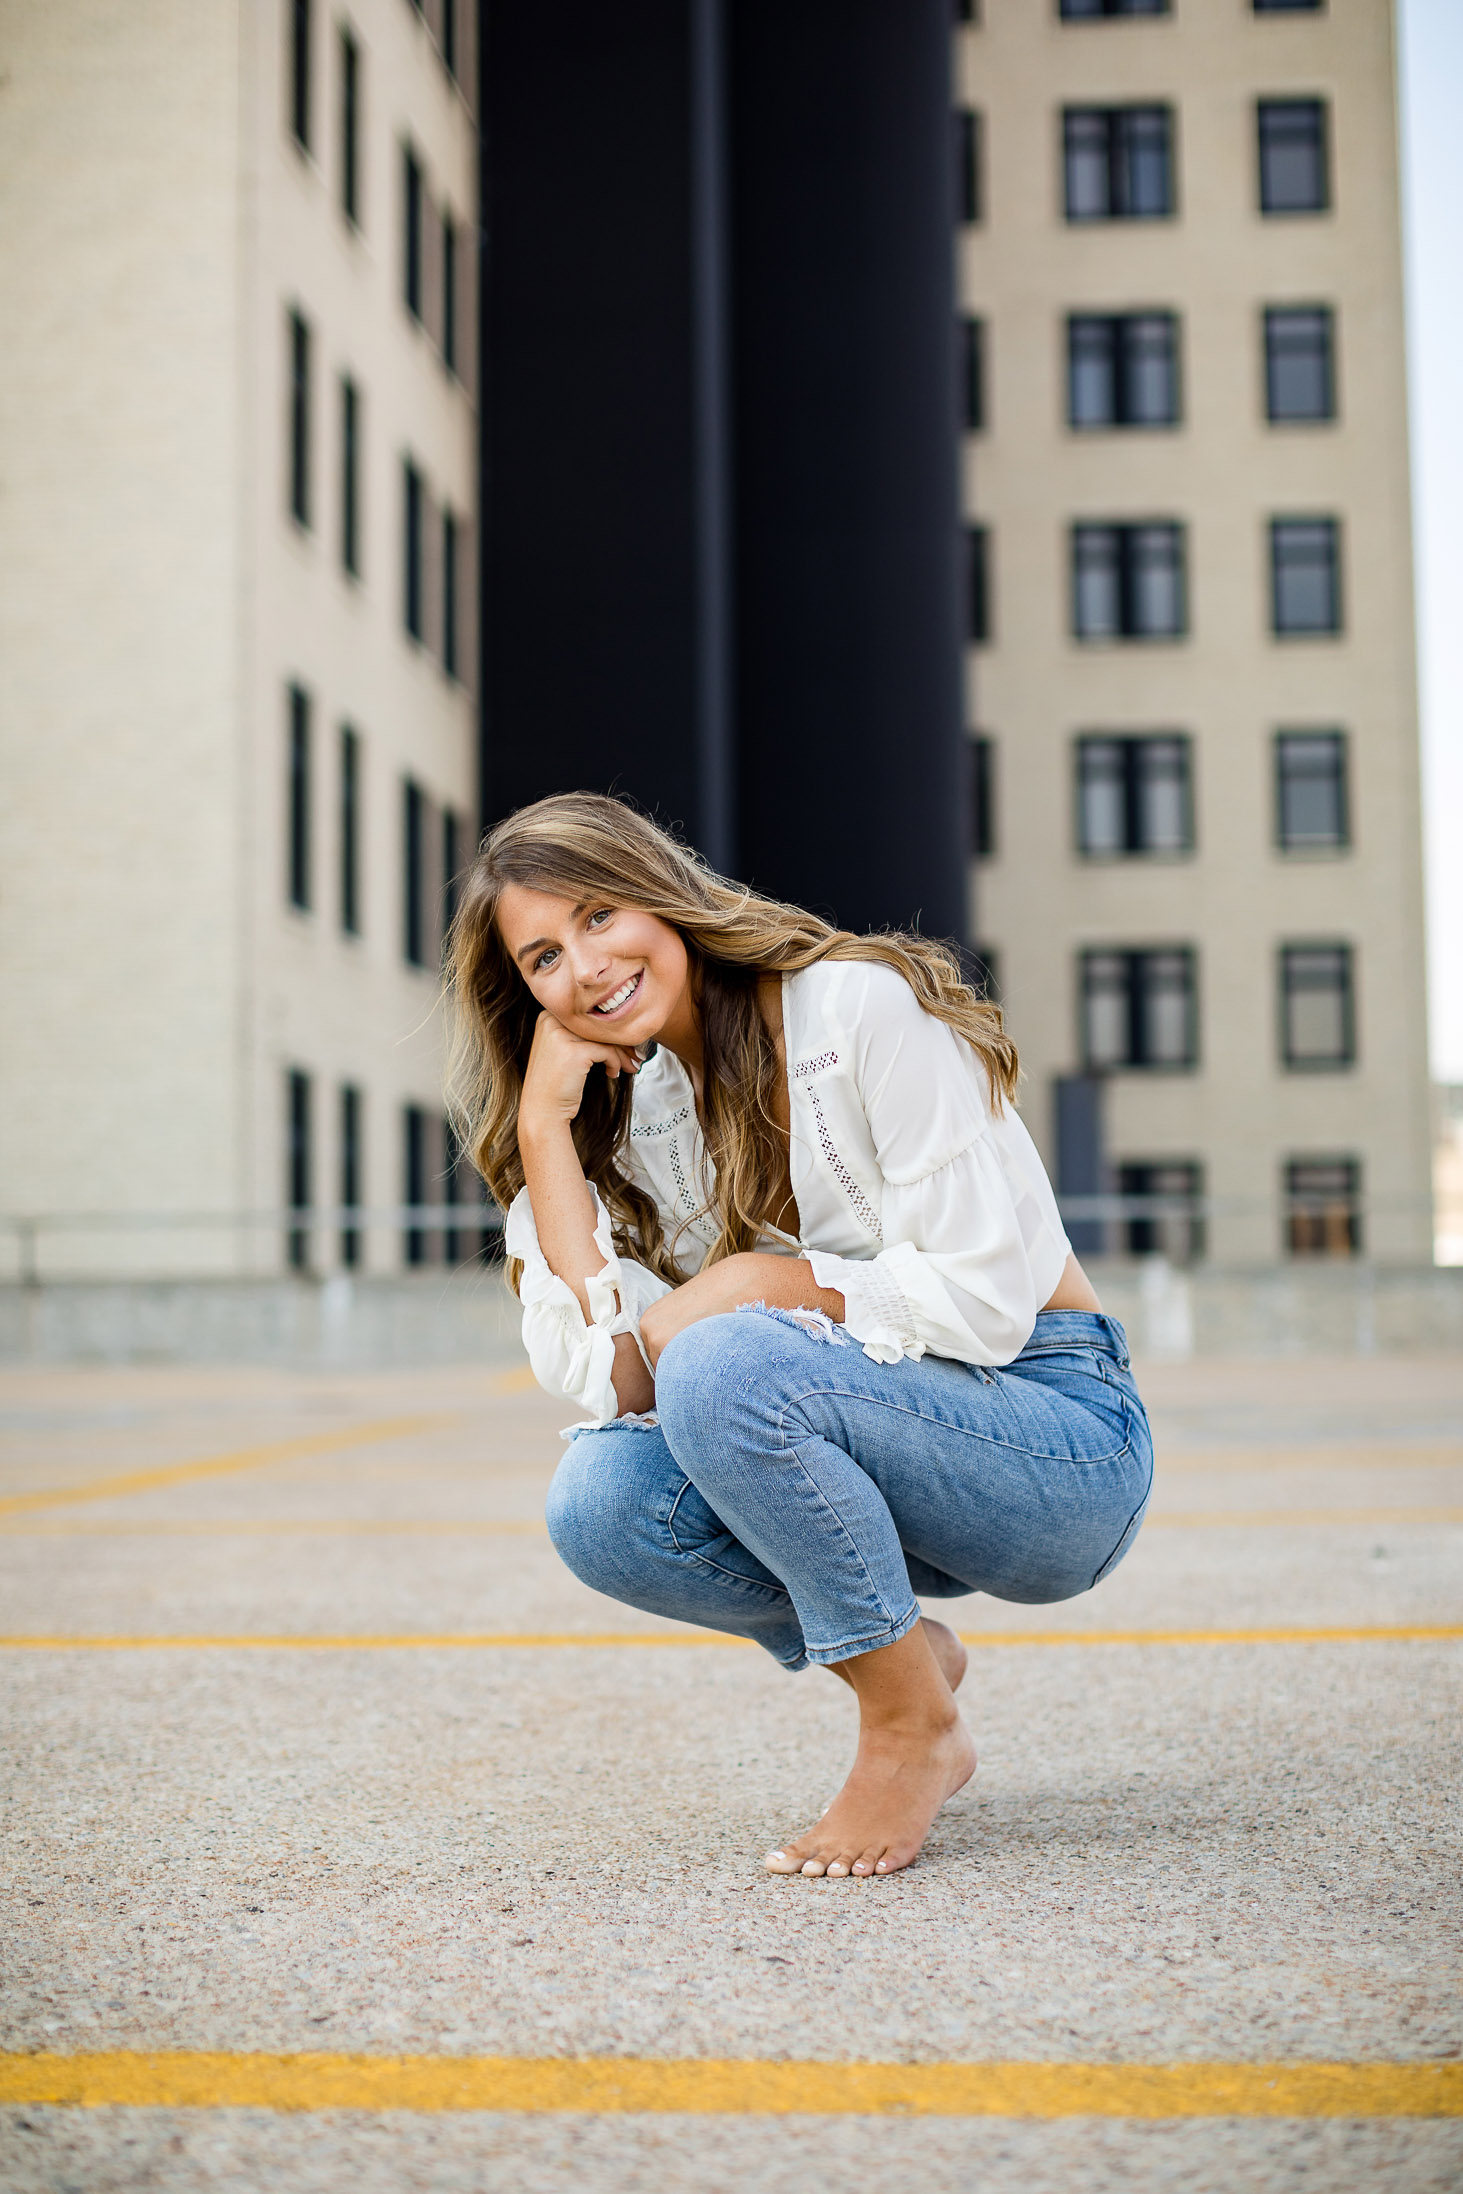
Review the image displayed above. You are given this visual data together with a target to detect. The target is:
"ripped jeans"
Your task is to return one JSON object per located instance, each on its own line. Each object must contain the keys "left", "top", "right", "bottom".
{"left": 545, "top": 1308, "right": 1153, "bottom": 1670}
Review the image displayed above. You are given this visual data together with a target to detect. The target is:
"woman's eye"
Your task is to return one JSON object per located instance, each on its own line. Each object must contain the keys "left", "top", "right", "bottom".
{"left": 588, "top": 908, "right": 614, "bottom": 929}
{"left": 533, "top": 947, "right": 559, "bottom": 972}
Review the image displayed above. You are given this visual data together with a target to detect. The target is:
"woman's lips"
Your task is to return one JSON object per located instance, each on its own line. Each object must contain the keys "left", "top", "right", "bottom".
{"left": 589, "top": 969, "right": 644, "bottom": 1018}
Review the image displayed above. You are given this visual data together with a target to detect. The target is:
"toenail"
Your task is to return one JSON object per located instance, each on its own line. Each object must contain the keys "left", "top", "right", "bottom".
{"left": 875, "top": 1860, "right": 889, "bottom": 1871}
{"left": 766, "top": 1852, "right": 786, "bottom": 1864}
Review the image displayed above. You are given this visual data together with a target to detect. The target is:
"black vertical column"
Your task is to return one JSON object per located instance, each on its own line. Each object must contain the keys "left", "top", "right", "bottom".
{"left": 728, "top": 0, "right": 964, "bottom": 938}
{"left": 478, "top": 2, "right": 699, "bottom": 832}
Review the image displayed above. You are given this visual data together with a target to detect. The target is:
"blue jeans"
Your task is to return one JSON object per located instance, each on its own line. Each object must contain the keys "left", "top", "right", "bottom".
{"left": 545, "top": 1307, "right": 1153, "bottom": 1671}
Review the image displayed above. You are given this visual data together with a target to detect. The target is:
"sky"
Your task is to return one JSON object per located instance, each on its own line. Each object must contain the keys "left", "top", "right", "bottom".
{"left": 1397, "top": 0, "right": 1463, "bottom": 1081}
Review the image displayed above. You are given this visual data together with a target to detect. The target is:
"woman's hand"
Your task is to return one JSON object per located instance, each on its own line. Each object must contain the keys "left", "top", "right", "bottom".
{"left": 518, "top": 1010, "right": 640, "bottom": 1140}
{"left": 639, "top": 1254, "right": 845, "bottom": 1368}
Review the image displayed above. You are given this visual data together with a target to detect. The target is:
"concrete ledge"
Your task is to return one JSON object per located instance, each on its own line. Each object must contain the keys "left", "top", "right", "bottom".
{"left": 1, "top": 1261, "right": 1460, "bottom": 1366}
{"left": 0, "top": 1272, "right": 527, "bottom": 1369}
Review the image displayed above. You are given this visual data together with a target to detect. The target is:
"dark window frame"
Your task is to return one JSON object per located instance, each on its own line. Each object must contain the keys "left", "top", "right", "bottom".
{"left": 957, "top": 109, "right": 983, "bottom": 224}
{"left": 966, "top": 525, "right": 991, "bottom": 645}
{"left": 1076, "top": 733, "right": 1194, "bottom": 857}
{"left": 1275, "top": 729, "right": 1349, "bottom": 852}
{"left": 1080, "top": 946, "right": 1200, "bottom": 1072}
{"left": 339, "top": 723, "right": 361, "bottom": 934}
{"left": 289, "top": 0, "right": 312, "bottom": 152}
{"left": 286, "top": 1068, "right": 312, "bottom": 1271}
{"left": 1117, "top": 1158, "right": 1205, "bottom": 1263}
{"left": 403, "top": 1103, "right": 429, "bottom": 1267}
{"left": 339, "top": 1082, "right": 362, "bottom": 1269}
{"left": 403, "top": 458, "right": 425, "bottom": 641}
{"left": 1285, "top": 1154, "right": 1361, "bottom": 1259}
{"left": 1072, "top": 521, "right": 1187, "bottom": 641}
{"left": 403, "top": 143, "right": 424, "bottom": 320}
{"left": 971, "top": 735, "right": 995, "bottom": 859}
{"left": 340, "top": 374, "right": 361, "bottom": 577}
{"left": 441, "top": 808, "right": 463, "bottom": 940}
{"left": 1061, "top": 0, "right": 1170, "bottom": 16}
{"left": 1263, "top": 304, "right": 1335, "bottom": 423}
{"left": 960, "top": 315, "right": 986, "bottom": 434}
{"left": 402, "top": 777, "right": 427, "bottom": 968}
{"left": 441, "top": 210, "right": 458, "bottom": 374}
{"left": 1258, "top": 97, "right": 1330, "bottom": 215}
{"left": 288, "top": 308, "right": 311, "bottom": 529}
{"left": 287, "top": 684, "right": 311, "bottom": 912}
{"left": 1067, "top": 311, "right": 1180, "bottom": 429}
{"left": 1279, "top": 942, "right": 1356, "bottom": 1070}
{"left": 441, "top": 508, "right": 459, "bottom": 679}
{"left": 1063, "top": 104, "right": 1175, "bottom": 222}
{"left": 1270, "top": 515, "right": 1342, "bottom": 636}
{"left": 339, "top": 22, "right": 361, "bottom": 224}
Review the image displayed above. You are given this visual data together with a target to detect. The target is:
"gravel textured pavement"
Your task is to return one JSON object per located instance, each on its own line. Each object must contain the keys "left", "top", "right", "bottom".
{"left": 0, "top": 1347, "right": 1460, "bottom": 2192}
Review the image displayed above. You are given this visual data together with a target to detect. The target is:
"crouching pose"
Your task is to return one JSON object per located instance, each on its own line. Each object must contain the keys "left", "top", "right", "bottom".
{"left": 446, "top": 793, "right": 1152, "bottom": 1879}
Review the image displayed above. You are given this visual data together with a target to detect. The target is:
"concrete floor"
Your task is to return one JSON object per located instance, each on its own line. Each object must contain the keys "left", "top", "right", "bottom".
{"left": 0, "top": 1352, "right": 1460, "bottom": 2192}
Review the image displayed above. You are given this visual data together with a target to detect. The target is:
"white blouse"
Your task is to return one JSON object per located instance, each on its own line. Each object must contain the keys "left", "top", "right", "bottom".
{"left": 505, "top": 957, "right": 1072, "bottom": 1426}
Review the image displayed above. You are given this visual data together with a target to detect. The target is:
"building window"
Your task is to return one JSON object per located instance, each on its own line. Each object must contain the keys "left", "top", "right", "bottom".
{"left": 441, "top": 509, "right": 460, "bottom": 679}
{"left": 1276, "top": 730, "right": 1348, "bottom": 851}
{"left": 1285, "top": 1156, "right": 1361, "bottom": 1257}
{"left": 966, "top": 526, "right": 991, "bottom": 644}
{"left": 1082, "top": 948, "right": 1198, "bottom": 1071}
{"left": 1256, "top": 0, "right": 1323, "bottom": 10}
{"left": 403, "top": 1104, "right": 430, "bottom": 1267}
{"left": 288, "top": 309, "right": 312, "bottom": 528}
{"left": 971, "top": 736, "right": 995, "bottom": 858}
{"left": 1118, "top": 1160, "right": 1205, "bottom": 1263}
{"left": 287, "top": 684, "right": 311, "bottom": 911}
{"left": 1063, "top": 106, "right": 1174, "bottom": 221}
{"left": 286, "top": 1068, "right": 312, "bottom": 1271}
{"left": 339, "top": 24, "right": 361, "bottom": 224}
{"left": 1072, "top": 523, "right": 1186, "bottom": 640}
{"left": 441, "top": 212, "right": 458, "bottom": 374}
{"left": 1061, "top": 0, "right": 1169, "bottom": 16}
{"left": 289, "top": 0, "right": 312, "bottom": 152}
{"left": 1270, "top": 516, "right": 1341, "bottom": 635}
{"left": 960, "top": 316, "right": 986, "bottom": 433}
{"left": 1280, "top": 943, "right": 1355, "bottom": 1069}
{"left": 403, "top": 777, "right": 428, "bottom": 967}
{"left": 1258, "top": 99, "right": 1329, "bottom": 214}
{"left": 956, "top": 109, "right": 983, "bottom": 224}
{"left": 442, "top": 808, "right": 464, "bottom": 938}
{"left": 1068, "top": 313, "right": 1179, "bottom": 428}
{"left": 1264, "top": 305, "right": 1335, "bottom": 422}
{"left": 441, "top": 0, "right": 458, "bottom": 79}
{"left": 339, "top": 724, "right": 361, "bottom": 933}
{"left": 403, "top": 144, "right": 424, "bottom": 320}
{"left": 1077, "top": 735, "right": 1192, "bottom": 856}
{"left": 954, "top": 0, "right": 980, "bottom": 21}
{"left": 339, "top": 376, "right": 361, "bottom": 577}
{"left": 403, "top": 459, "right": 425, "bottom": 641}
{"left": 339, "top": 1083, "right": 363, "bottom": 1269}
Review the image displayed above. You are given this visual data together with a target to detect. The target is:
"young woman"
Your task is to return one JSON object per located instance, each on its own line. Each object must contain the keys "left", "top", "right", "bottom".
{"left": 447, "top": 793, "right": 1152, "bottom": 1881}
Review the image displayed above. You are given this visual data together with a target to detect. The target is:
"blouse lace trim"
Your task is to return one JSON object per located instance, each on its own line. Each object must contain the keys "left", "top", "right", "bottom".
{"left": 792, "top": 1054, "right": 882, "bottom": 1240}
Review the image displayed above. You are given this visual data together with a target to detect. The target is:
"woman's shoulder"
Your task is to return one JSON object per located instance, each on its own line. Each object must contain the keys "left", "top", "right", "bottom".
{"left": 783, "top": 955, "right": 927, "bottom": 1044}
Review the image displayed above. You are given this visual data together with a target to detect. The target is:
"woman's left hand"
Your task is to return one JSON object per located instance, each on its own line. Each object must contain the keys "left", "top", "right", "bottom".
{"left": 638, "top": 1254, "right": 845, "bottom": 1368}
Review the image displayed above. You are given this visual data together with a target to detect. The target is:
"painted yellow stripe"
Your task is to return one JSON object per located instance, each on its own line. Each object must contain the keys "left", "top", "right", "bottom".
{"left": 0, "top": 1416, "right": 451, "bottom": 1519}
{"left": 1, "top": 1624, "right": 1459, "bottom": 1652}
{"left": 0, "top": 2051, "right": 1458, "bottom": 2118}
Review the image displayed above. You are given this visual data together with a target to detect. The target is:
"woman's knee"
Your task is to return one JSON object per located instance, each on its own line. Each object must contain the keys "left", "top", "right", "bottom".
{"left": 544, "top": 1427, "right": 661, "bottom": 1587}
{"left": 655, "top": 1310, "right": 789, "bottom": 1455}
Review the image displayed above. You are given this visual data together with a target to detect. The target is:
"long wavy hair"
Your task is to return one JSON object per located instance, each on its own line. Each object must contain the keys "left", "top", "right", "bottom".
{"left": 444, "top": 792, "right": 1018, "bottom": 1291}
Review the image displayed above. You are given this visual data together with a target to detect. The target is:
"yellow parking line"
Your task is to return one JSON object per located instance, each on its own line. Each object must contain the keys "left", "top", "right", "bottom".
{"left": 0, "top": 1416, "right": 452, "bottom": 1519}
{"left": 0, "top": 2051, "right": 1457, "bottom": 2118}
{"left": 1, "top": 1624, "right": 1458, "bottom": 1651}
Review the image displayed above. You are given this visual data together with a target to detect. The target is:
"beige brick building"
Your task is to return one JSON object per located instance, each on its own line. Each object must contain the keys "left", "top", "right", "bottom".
{"left": 958, "top": 0, "right": 1431, "bottom": 1265}
{"left": 0, "top": 0, "right": 477, "bottom": 1277}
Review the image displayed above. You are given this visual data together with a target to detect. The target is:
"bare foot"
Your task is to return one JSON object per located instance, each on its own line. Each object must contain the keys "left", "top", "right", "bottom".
{"left": 765, "top": 1713, "right": 976, "bottom": 1880}
{"left": 827, "top": 1617, "right": 967, "bottom": 1695}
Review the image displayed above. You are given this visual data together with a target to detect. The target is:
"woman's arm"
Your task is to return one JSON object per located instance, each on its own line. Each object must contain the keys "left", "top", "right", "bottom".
{"left": 518, "top": 1013, "right": 655, "bottom": 1416}
{"left": 638, "top": 1252, "right": 844, "bottom": 1367}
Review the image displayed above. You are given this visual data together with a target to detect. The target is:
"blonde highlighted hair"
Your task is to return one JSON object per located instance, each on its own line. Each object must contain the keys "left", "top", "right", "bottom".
{"left": 444, "top": 792, "right": 1017, "bottom": 1291}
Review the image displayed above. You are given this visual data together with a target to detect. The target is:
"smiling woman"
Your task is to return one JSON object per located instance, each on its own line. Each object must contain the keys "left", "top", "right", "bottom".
{"left": 443, "top": 793, "right": 1151, "bottom": 1881}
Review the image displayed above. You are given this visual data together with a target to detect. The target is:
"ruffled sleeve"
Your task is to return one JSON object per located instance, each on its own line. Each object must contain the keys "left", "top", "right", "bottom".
{"left": 504, "top": 1184, "right": 674, "bottom": 1427}
{"left": 802, "top": 963, "right": 1070, "bottom": 1368}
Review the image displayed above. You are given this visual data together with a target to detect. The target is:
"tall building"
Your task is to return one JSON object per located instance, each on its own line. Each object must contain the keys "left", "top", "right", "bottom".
{"left": 0, "top": 0, "right": 478, "bottom": 1278}
{"left": 959, "top": 0, "right": 1431, "bottom": 1266}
